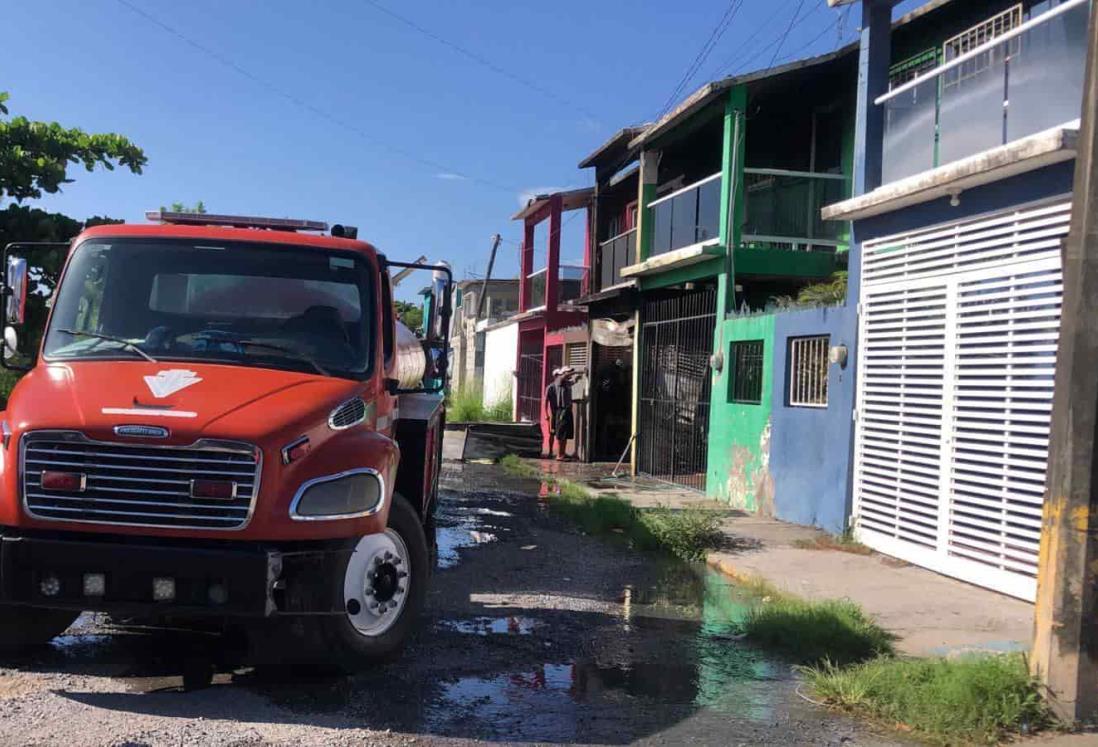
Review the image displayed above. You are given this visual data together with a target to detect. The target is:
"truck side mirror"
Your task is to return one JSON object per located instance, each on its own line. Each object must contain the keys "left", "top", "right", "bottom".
{"left": 6, "top": 256, "right": 27, "bottom": 326}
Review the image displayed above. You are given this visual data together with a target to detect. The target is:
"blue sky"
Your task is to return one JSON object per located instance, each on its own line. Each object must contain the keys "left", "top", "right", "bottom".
{"left": 4, "top": 1, "right": 915, "bottom": 296}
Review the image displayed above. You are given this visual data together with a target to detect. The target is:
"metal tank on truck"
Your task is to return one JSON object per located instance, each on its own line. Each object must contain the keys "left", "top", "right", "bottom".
{"left": 0, "top": 211, "right": 452, "bottom": 673}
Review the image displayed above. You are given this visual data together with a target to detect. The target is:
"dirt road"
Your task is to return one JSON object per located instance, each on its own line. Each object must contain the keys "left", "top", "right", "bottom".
{"left": 0, "top": 461, "right": 905, "bottom": 745}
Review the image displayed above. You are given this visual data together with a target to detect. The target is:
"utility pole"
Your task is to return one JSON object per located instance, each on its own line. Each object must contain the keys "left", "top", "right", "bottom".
{"left": 475, "top": 234, "right": 502, "bottom": 321}
{"left": 1031, "top": 1, "right": 1098, "bottom": 724}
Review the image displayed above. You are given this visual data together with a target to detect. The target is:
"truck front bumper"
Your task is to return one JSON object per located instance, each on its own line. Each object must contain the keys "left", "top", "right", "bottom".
{"left": 0, "top": 532, "right": 351, "bottom": 617}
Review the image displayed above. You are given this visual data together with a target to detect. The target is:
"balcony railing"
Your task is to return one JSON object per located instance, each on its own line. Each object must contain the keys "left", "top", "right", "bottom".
{"left": 879, "top": 0, "right": 1088, "bottom": 184}
{"left": 526, "top": 264, "right": 588, "bottom": 310}
{"left": 596, "top": 228, "right": 637, "bottom": 290}
{"left": 650, "top": 173, "right": 721, "bottom": 257}
{"left": 742, "top": 168, "right": 849, "bottom": 251}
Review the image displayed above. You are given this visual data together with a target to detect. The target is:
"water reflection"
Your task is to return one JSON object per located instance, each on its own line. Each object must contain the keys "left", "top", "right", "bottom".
{"left": 427, "top": 567, "right": 788, "bottom": 742}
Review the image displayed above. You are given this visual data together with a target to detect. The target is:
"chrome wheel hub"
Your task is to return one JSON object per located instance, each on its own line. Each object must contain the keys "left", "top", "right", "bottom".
{"left": 343, "top": 529, "right": 410, "bottom": 636}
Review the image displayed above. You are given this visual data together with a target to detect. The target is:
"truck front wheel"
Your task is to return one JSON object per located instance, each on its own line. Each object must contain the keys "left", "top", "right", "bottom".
{"left": 0, "top": 606, "right": 80, "bottom": 649}
{"left": 317, "top": 493, "right": 429, "bottom": 671}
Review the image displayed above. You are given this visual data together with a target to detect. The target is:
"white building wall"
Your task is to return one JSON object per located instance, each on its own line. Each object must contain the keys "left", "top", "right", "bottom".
{"left": 482, "top": 320, "right": 518, "bottom": 415}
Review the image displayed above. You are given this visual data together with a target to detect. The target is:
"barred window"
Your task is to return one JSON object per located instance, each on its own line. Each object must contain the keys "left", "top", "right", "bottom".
{"left": 788, "top": 335, "right": 830, "bottom": 408}
{"left": 729, "top": 340, "right": 764, "bottom": 404}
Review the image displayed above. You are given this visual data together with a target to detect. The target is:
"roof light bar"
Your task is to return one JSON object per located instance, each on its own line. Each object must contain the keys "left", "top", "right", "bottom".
{"left": 145, "top": 211, "right": 329, "bottom": 232}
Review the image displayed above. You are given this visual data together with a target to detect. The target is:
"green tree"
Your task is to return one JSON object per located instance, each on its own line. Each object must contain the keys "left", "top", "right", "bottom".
{"left": 394, "top": 300, "right": 423, "bottom": 332}
{"left": 0, "top": 92, "right": 146, "bottom": 203}
{"left": 162, "top": 201, "right": 207, "bottom": 214}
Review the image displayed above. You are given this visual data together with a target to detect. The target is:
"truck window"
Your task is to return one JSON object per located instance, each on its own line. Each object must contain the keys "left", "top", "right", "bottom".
{"left": 380, "top": 270, "right": 395, "bottom": 367}
{"left": 44, "top": 240, "right": 376, "bottom": 380}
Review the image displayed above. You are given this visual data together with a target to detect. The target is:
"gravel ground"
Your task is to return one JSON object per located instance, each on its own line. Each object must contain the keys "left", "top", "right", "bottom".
{"left": 0, "top": 461, "right": 911, "bottom": 746}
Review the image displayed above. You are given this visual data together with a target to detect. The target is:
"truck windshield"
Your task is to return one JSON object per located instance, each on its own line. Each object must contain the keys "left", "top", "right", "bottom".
{"left": 43, "top": 239, "right": 374, "bottom": 379}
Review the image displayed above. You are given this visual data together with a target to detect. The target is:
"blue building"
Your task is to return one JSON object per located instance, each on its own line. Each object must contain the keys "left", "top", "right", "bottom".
{"left": 824, "top": 0, "right": 1088, "bottom": 600}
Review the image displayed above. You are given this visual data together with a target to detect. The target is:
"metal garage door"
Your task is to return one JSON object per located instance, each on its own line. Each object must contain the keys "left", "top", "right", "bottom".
{"left": 854, "top": 198, "right": 1069, "bottom": 600}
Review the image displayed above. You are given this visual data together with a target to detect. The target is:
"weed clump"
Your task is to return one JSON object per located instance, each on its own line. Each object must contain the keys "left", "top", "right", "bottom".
{"left": 742, "top": 596, "right": 895, "bottom": 666}
{"left": 803, "top": 654, "right": 1050, "bottom": 745}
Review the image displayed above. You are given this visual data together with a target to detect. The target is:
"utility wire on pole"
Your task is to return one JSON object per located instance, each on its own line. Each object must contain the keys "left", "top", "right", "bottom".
{"left": 475, "top": 234, "right": 502, "bottom": 322}
{"left": 1032, "top": 0, "right": 1098, "bottom": 724}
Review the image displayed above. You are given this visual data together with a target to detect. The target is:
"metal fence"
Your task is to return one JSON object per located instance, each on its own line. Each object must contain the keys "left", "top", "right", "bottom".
{"left": 517, "top": 352, "right": 543, "bottom": 423}
{"left": 637, "top": 287, "right": 717, "bottom": 491}
{"left": 788, "top": 335, "right": 829, "bottom": 407}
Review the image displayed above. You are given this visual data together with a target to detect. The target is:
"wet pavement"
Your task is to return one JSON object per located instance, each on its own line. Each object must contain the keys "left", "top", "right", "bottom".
{"left": 0, "top": 461, "right": 908, "bottom": 746}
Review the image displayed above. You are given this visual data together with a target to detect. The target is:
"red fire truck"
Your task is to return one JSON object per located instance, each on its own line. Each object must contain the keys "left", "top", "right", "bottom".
{"left": 0, "top": 211, "right": 450, "bottom": 671}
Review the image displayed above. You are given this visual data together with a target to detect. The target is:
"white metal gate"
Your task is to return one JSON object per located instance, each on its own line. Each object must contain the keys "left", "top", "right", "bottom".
{"left": 854, "top": 198, "right": 1069, "bottom": 600}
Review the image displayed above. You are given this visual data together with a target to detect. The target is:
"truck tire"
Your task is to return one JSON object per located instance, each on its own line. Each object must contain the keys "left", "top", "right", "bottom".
{"left": 315, "top": 493, "right": 429, "bottom": 672}
{"left": 0, "top": 606, "right": 80, "bottom": 649}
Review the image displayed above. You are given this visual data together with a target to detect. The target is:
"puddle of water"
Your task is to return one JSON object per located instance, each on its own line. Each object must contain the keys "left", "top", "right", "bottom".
{"left": 438, "top": 616, "right": 541, "bottom": 636}
{"left": 436, "top": 526, "right": 500, "bottom": 569}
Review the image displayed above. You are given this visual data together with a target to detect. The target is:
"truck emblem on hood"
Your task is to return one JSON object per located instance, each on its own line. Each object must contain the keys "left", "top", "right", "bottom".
{"left": 144, "top": 369, "right": 202, "bottom": 398}
{"left": 114, "top": 425, "right": 170, "bottom": 439}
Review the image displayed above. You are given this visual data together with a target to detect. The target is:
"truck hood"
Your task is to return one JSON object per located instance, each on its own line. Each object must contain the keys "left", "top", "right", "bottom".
{"left": 7, "top": 361, "right": 361, "bottom": 443}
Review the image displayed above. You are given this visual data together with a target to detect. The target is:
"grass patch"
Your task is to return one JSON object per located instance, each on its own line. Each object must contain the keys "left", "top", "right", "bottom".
{"left": 742, "top": 596, "right": 895, "bottom": 666}
{"left": 792, "top": 529, "right": 872, "bottom": 556}
{"left": 498, "top": 453, "right": 538, "bottom": 478}
{"left": 803, "top": 654, "right": 1051, "bottom": 745}
{"left": 497, "top": 455, "right": 724, "bottom": 562}
{"left": 447, "top": 383, "right": 511, "bottom": 423}
{"left": 637, "top": 506, "right": 725, "bottom": 562}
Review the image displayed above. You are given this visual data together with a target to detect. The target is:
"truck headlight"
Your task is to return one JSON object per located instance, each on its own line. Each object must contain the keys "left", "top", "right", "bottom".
{"left": 290, "top": 469, "right": 384, "bottom": 520}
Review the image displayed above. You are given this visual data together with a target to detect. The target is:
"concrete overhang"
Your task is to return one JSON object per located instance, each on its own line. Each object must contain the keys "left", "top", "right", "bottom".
{"left": 821, "top": 123, "right": 1079, "bottom": 222}
{"left": 620, "top": 241, "right": 723, "bottom": 279}
{"left": 512, "top": 187, "right": 595, "bottom": 221}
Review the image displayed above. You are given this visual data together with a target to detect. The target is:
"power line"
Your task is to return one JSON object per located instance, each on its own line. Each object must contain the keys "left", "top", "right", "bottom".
{"left": 654, "top": 0, "right": 745, "bottom": 119}
{"left": 714, "top": 1, "right": 825, "bottom": 78}
{"left": 113, "top": 0, "right": 518, "bottom": 194}
{"left": 361, "top": 0, "right": 600, "bottom": 123}
{"left": 706, "top": 0, "right": 800, "bottom": 80}
{"left": 766, "top": 0, "right": 808, "bottom": 71}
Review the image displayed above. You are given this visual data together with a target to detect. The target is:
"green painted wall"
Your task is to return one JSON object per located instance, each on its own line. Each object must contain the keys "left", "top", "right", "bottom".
{"left": 705, "top": 313, "right": 776, "bottom": 510}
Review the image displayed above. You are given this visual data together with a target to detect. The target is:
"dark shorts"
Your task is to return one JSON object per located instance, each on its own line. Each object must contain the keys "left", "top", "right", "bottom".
{"left": 552, "top": 409, "right": 575, "bottom": 440}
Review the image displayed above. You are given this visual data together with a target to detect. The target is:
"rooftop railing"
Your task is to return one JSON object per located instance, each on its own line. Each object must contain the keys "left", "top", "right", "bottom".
{"left": 742, "top": 168, "right": 849, "bottom": 251}
{"left": 649, "top": 173, "right": 721, "bottom": 257}
{"left": 596, "top": 228, "right": 637, "bottom": 290}
{"left": 878, "top": 0, "right": 1088, "bottom": 184}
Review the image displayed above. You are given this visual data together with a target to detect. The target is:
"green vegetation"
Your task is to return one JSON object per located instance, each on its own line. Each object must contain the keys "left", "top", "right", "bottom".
{"left": 448, "top": 383, "right": 511, "bottom": 423}
{"left": 792, "top": 529, "right": 872, "bottom": 556}
{"left": 394, "top": 300, "right": 423, "bottom": 333}
{"left": 160, "top": 201, "right": 206, "bottom": 214}
{"left": 742, "top": 595, "right": 895, "bottom": 666}
{"left": 638, "top": 506, "right": 726, "bottom": 563}
{"left": 0, "top": 92, "right": 145, "bottom": 203}
{"left": 803, "top": 654, "right": 1051, "bottom": 745}
{"left": 498, "top": 454, "right": 724, "bottom": 562}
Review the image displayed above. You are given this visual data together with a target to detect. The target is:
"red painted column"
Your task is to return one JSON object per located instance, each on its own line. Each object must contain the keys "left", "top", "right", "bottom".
{"left": 545, "top": 194, "right": 563, "bottom": 322}
{"left": 519, "top": 220, "right": 535, "bottom": 312}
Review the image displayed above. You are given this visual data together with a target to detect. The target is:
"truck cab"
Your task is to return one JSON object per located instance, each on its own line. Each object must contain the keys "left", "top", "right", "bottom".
{"left": 0, "top": 212, "right": 451, "bottom": 671}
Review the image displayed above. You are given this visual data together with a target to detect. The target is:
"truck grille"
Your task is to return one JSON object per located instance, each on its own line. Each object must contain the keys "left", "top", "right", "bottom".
{"left": 21, "top": 432, "right": 260, "bottom": 530}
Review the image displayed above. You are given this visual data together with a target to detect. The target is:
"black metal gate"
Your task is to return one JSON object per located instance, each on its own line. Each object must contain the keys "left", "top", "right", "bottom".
{"left": 517, "top": 352, "right": 543, "bottom": 423}
{"left": 637, "top": 287, "right": 716, "bottom": 491}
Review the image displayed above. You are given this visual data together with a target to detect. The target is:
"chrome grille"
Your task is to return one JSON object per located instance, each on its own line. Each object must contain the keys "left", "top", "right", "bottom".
{"left": 329, "top": 398, "right": 367, "bottom": 429}
{"left": 21, "top": 432, "right": 260, "bottom": 530}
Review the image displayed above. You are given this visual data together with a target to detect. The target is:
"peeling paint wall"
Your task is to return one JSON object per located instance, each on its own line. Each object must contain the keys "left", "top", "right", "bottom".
{"left": 706, "top": 313, "right": 776, "bottom": 511}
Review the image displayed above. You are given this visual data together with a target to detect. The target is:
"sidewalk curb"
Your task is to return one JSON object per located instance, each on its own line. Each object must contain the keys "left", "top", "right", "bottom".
{"left": 705, "top": 555, "right": 754, "bottom": 585}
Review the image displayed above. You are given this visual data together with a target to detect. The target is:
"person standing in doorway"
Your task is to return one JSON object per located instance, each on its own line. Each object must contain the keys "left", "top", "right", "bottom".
{"left": 545, "top": 367, "right": 575, "bottom": 461}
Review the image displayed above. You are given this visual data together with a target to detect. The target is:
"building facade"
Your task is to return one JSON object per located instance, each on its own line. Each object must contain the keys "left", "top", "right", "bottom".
{"left": 449, "top": 278, "right": 520, "bottom": 398}
{"left": 824, "top": 0, "right": 1087, "bottom": 599}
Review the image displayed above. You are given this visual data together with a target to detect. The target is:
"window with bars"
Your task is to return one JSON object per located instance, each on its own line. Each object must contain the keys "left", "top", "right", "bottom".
{"left": 729, "top": 340, "right": 764, "bottom": 404}
{"left": 788, "top": 335, "right": 829, "bottom": 408}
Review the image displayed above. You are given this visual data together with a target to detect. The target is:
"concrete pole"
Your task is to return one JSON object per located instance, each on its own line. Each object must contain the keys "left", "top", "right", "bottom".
{"left": 1031, "top": 0, "right": 1098, "bottom": 724}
